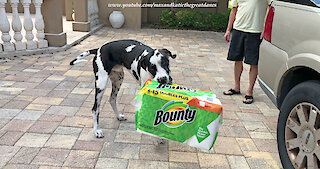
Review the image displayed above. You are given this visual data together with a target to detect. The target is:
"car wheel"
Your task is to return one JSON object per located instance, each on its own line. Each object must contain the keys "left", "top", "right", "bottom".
{"left": 278, "top": 80, "right": 320, "bottom": 169}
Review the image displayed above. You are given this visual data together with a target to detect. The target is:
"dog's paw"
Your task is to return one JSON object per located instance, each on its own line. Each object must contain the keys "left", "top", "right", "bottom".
{"left": 117, "top": 114, "right": 127, "bottom": 121}
{"left": 94, "top": 129, "right": 104, "bottom": 138}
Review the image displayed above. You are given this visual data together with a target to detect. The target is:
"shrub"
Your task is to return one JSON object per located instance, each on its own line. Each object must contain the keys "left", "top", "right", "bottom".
{"left": 158, "top": 9, "right": 230, "bottom": 32}
{"left": 211, "top": 12, "right": 229, "bottom": 31}
{"left": 159, "top": 9, "right": 178, "bottom": 28}
{"left": 175, "top": 10, "right": 195, "bottom": 28}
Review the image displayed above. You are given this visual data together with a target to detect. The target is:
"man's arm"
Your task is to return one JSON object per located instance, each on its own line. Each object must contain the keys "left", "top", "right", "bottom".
{"left": 224, "top": 7, "right": 238, "bottom": 43}
{"left": 260, "top": 4, "right": 272, "bottom": 39}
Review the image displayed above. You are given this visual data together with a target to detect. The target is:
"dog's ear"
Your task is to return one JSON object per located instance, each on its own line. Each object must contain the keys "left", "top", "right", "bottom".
{"left": 160, "top": 49, "right": 176, "bottom": 59}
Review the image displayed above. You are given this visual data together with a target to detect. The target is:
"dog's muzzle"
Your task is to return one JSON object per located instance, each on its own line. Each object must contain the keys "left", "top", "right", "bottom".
{"left": 157, "top": 76, "right": 172, "bottom": 84}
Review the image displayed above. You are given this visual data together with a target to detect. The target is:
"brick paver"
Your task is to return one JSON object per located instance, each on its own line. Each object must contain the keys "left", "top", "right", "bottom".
{"left": 0, "top": 28, "right": 282, "bottom": 168}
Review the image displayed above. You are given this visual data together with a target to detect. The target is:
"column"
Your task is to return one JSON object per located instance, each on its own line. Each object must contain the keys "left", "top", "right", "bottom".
{"left": 0, "top": 0, "right": 15, "bottom": 52}
{"left": 65, "top": 0, "right": 74, "bottom": 21}
{"left": 92, "top": 0, "right": 99, "bottom": 26}
{"left": 72, "top": 0, "right": 90, "bottom": 32}
{"left": 10, "top": 0, "right": 26, "bottom": 50}
{"left": 33, "top": 0, "right": 48, "bottom": 48}
{"left": 42, "top": 0, "right": 67, "bottom": 47}
{"left": 22, "top": 0, "right": 37, "bottom": 49}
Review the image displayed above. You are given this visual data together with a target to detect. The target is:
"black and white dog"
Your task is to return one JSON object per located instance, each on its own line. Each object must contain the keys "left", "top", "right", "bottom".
{"left": 70, "top": 40, "right": 176, "bottom": 138}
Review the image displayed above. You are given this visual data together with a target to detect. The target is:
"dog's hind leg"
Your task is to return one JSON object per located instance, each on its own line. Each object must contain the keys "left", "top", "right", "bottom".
{"left": 109, "top": 66, "right": 127, "bottom": 121}
{"left": 92, "top": 55, "right": 109, "bottom": 138}
{"left": 92, "top": 85, "right": 107, "bottom": 138}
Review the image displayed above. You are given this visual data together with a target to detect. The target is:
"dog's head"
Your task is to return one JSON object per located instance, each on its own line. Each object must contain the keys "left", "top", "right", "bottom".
{"left": 143, "top": 49, "right": 176, "bottom": 84}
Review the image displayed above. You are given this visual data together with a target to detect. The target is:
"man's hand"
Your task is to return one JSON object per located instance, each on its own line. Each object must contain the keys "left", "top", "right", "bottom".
{"left": 224, "top": 30, "right": 231, "bottom": 42}
{"left": 260, "top": 31, "right": 264, "bottom": 39}
{"left": 224, "top": 7, "right": 237, "bottom": 43}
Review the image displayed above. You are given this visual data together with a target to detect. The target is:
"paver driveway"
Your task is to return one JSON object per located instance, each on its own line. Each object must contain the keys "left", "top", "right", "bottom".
{"left": 0, "top": 28, "right": 282, "bottom": 169}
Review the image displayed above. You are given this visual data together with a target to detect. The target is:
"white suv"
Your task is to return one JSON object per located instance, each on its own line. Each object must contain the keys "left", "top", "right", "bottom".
{"left": 258, "top": 0, "right": 320, "bottom": 168}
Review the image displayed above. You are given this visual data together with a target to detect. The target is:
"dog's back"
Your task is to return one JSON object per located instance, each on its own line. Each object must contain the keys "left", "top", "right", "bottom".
{"left": 70, "top": 40, "right": 153, "bottom": 68}
{"left": 99, "top": 40, "right": 153, "bottom": 69}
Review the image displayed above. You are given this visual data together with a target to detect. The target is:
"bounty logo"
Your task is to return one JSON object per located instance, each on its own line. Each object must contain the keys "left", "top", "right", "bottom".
{"left": 153, "top": 101, "right": 197, "bottom": 128}
{"left": 156, "top": 84, "right": 196, "bottom": 92}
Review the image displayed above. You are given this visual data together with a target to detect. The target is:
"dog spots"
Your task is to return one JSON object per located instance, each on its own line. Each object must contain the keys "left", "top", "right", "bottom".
{"left": 109, "top": 68, "right": 124, "bottom": 97}
{"left": 112, "top": 86, "right": 117, "bottom": 94}
{"left": 150, "top": 49, "right": 163, "bottom": 62}
{"left": 129, "top": 49, "right": 148, "bottom": 82}
{"left": 119, "top": 74, "right": 124, "bottom": 81}
{"left": 149, "top": 50, "right": 170, "bottom": 83}
{"left": 92, "top": 88, "right": 103, "bottom": 112}
{"left": 119, "top": 77, "right": 123, "bottom": 81}
{"left": 92, "top": 102, "right": 98, "bottom": 112}
{"left": 132, "top": 70, "right": 139, "bottom": 81}
{"left": 111, "top": 84, "right": 120, "bottom": 93}
{"left": 140, "top": 68, "right": 153, "bottom": 85}
{"left": 141, "top": 50, "right": 149, "bottom": 57}
{"left": 79, "top": 51, "right": 90, "bottom": 59}
{"left": 125, "top": 44, "right": 136, "bottom": 52}
{"left": 97, "top": 88, "right": 103, "bottom": 94}
{"left": 150, "top": 50, "right": 162, "bottom": 65}
{"left": 130, "top": 60, "right": 138, "bottom": 73}
{"left": 70, "top": 51, "right": 90, "bottom": 65}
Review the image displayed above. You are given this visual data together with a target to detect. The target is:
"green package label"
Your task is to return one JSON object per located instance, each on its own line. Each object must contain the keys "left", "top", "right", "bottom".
{"left": 196, "top": 126, "right": 210, "bottom": 143}
{"left": 134, "top": 79, "right": 223, "bottom": 150}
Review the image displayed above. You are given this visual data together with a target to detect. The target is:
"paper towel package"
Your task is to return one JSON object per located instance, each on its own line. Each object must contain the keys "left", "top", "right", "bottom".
{"left": 134, "top": 79, "right": 223, "bottom": 150}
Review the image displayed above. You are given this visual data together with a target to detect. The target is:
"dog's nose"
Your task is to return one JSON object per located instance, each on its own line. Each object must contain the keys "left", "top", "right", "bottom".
{"left": 157, "top": 77, "right": 167, "bottom": 84}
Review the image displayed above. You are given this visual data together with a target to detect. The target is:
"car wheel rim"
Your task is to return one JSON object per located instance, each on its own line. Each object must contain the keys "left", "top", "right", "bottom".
{"left": 285, "top": 102, "right": 320, "bottom": 169}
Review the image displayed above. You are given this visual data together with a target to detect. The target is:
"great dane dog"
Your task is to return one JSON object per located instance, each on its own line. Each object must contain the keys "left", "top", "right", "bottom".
{"left": 70, "top": 40, "right": 176, "bottom": 138}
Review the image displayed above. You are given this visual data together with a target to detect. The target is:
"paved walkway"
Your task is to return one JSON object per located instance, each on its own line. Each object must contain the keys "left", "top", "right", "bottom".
{"left": 0, "top": 28, "right": 282, "bottom": 169}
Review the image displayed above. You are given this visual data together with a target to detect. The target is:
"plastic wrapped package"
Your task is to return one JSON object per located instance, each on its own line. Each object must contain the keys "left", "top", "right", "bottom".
{"left": 133, "top": 79, "right": 223, "bottom": 150}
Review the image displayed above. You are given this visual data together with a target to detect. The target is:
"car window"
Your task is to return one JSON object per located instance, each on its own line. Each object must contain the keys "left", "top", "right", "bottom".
{"left": 279, "top": 0, "right": 320, "bottom": 7}
{"left": 311, "top": 0, "right": 320, "bottom": 7}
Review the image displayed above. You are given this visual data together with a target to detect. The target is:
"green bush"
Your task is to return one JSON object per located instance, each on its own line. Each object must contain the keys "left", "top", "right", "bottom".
{"left": 159, "top": 9, "right": 177, "bottom": 28}
{"left": 158, "top": 9, "right": 230, "bottom": 32}
{"left": 175, "top": 10, "right": 195, "bottom": 28}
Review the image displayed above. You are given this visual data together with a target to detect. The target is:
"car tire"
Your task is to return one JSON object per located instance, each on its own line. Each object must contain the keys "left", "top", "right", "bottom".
{"left": 278, "top": 80, "right": 320, "bottom": 169}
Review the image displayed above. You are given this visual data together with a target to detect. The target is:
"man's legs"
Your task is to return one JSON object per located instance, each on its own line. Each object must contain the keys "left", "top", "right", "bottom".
{"left": 223, "top": 61, "right": 243, "bottom": 95}
{"left": 224, "top": 29, "right": 244, "bottom": 95}
{"left": 244, "top": 65, "right": 258, "bottom": 102}
{"left": 242, "top": 31, "right": 261, "bottom": 103}
{"left": 233, "top": 61, "right": 243, "bottom": 92}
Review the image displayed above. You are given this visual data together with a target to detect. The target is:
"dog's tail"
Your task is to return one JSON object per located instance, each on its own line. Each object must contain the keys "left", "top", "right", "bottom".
{"left": 69, "top": 48, "right": 98, "bottom": 65}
